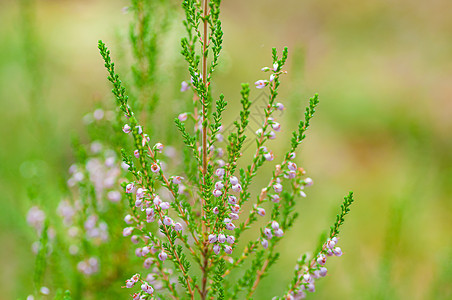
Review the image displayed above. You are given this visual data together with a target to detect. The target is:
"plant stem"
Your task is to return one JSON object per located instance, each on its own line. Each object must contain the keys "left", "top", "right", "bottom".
{"left": 201, "top": 1, "right": 210, "bottom": 299}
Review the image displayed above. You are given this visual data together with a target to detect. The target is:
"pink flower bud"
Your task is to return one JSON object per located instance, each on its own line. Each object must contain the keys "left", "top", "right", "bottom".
{"left": 158, "top": 251, "right": 167, "bottom": 261}
{"left": 255, "top": 79, "right": 269, "bottom": 89}
{"left": 319, "top": 267, "right": 328, "bottom": 277}
{"left": 153, "top": 196, "right": 162, "bottom": 206}
{"left": 268, "top": 131, "right": 276, "bottom": 140}
{"left": 141, "top": 282, "right": 154, "bottom": 295}
{"left": 299, "top": 191, "right": 307, "bottom": 197}
{"left": 215, "top": 168, "right": 225, "bottom": 177}
{"left": 151, "top": 163, "right": 160, "bottom": 173}
{"left": 218, "top": 234, "right": 226, "bottom": 243}
{"left": 125, "top": 279, "right": 135, "bottom": 288}
{"left": 333, "top": 247, "right": 342, "bottom": 256}
{"left": 124, "top": 214, "right": 133, "bottom": 224}
{"left": 213, "top": 244, "right": 221, "bottom": 255}
{"left": 304, "top": 178, "right": 313, "bottom": 187}
{"left": 326, "top": 249, "right": 334, "bottom": 257}
{"left": 288, "top": 162, "right": 297, "bottom": 171}
{"left": 217, "top": 159, "right": 226, "bottom": 167}
{"left": 275, "top": 228, "right": 284, "bottom": 237}
{"left": 317, "top": 254, "right": 326, "bottom": 266}
{"left": 289, "top": 152, "right": 296, "bottom": 159}
{"left": 226, "top": 235, "right": 235, "bottom": 244}
{"left": 257, "top": 207, "right": 266, "bottom": 217}
{"left": 146, "top": 208, "right": 154, "bottom": 217}
{"left": 131, "top": 235, "right": 139, "bottom": 244}
{"left": 136, "top": 188, "right": 145, "bottom": 199}
{"left": 273, "top": 63, "right": 279, "bottom": 72}
{"left": 224, "top": 245, "right": 233, "bottom": 254}
{"left": 126, "top": 183, "right": 134, "bottom": 193}
{"left": 213, "top": 189, "right": 222, "bottom": 197}
{"left": 228, "top": 196, "right": 237, "bottom": 205}
{"left": 172, "top": 176, "right": 183, "bottom": 184}
{"left": 307, "top": 283, "right": 315, "bottom": 293}
{"left": 135, "top": 248, "right": 143, "bottom": 257}
{"left": 154, "top": 142, "right": 164, "bottom": 152}
{"left": 123, "top": 124, "right": 132, "bottom": 134}
{"left": 159, "top": 202, "right": 170, "bottom": 210}
{"left": 163, "top": 216, "right": 173, "bottom": 226}
{"left": 208, "top": 234, "right": 217, "bottom": 244}
{"left": 261, "top": 67, "right": 270, "bottom": 72}
{"left": 225, "top": 222, "right": 235, "bottom": 231}
{"left": 174, "top": 222, "right": 183, "bottom": 231}
{"left": 229, "top": 213, "right": 239, "bottom": 220}
{"left": 142, "top": 246, "right": 150, "bottom": 256}
{"left": 288, "top": 171, "right": 296, "bottom": 179}
{"left": 136, "top": 126, "right": 143, "bottom": 134}
{"left": 273, "top": 183, "right": 283, "bottom": 193}
{"left": 123, "top": 227, "right": 133, "bottom": 237}
{"left": 261, "top": 239, "right": 269, "bottom": 249}
{"left": 213, "top": 207, "right": 220, "bottom": 214}
{"left": 230, "top": 176, "right": 239, "bottom": 185}
{"left": 326, "top": 239, "right": 336, "bottom": 249}
{"left": 215, "top": 181, "right": 224, "bottom": 190}
{"left": 275, "top": 102, "right": 284, "bottom": 110}
{"left": 271, "top": 221, "right": 279, "bottom": 230}
{"left": 269, "top": 73, "right": 276, "bottom": 82}
{"left": 271, "top": 122, "right": 281, "bottom": 131}
{"left": 231, "top": 184, "right": 242, "bottom": 192}
{"left": 135, "top": 199, "right": 143, "bottom": 207}
{"left": 134, "top": 149, "right": 140, "bottom": 158}
{"left": 270, "top": 194, "right": 280, "bottom": 203}
{"left": 264, "top": 152, "right": 274, "bottom": 161}
{"left": 230, "top": 204, "right": 240, "bottom": 214}
{"left": 264, "top": 228, "right": 273, "bottom": 239}
{"left": 180, "top": 81, "right": 189, "bottom": 92}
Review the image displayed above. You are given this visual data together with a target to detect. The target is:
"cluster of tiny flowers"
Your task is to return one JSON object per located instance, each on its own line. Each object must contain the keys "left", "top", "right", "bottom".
{"left": 261, "top": 220, "right": 283, "bottom": 249}
{"left": 124, "top": 273, "right": 154, "bottom": 299}
{"left": 208, "top": 173, "right": 243, "bottom": 255}
{"left": 286, "top": 237, "right": 342, "bottom": 299}
{"left": 77, "top": 257, "right": 99, "bottom": 275}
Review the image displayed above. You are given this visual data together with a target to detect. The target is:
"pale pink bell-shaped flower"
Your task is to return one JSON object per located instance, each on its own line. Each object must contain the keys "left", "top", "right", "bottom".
{"left": 154, "top": 142, "right": 164, "bottom": 152}
{"left": 208, "top": 234, "right": 218, "bottom": 244}
{"left": 231, "top": 184, "right": 242, "bottom": 192}
{"left": 163, "top": 216, "right": 173, "bottom": 226}
{"left": 317, "top": 254, "right": 326, "bottom": 266}
{"left": 275, "top": 102, "right": 284, "bottom": 110}
{"left": 264, "top": 152, "right": 274, "bottom": 161}
{"left": 213, "top": 244, "right": 221, "bottom": 255}
{"left": 213, "top": 189, "right": 222, "bottom": 197}
{"left": 288, "top": 162, "right": 297, "bottom": 171}
{"left": 230, "top": 204, "right": 240, "bottom": 214}
{"left": 178, "top": 112, "right": 188, "bottom": 121}
{"left": 122, "top": 124, "right": 132, "bottom": 134}
{"left": 226, "top": 235, "right": 235, "bottom": 244}
{"left": 257, "top": 207, "right": 266, "bottom": 217}
{"left": 134, "top": 149, "right": 140, "bottom": 158}
{"left": 218, "top": 234, "right": 226, "bottom": 243}
{"left": 213, "top": 207, "right": 220, "bottom": 214}
{"left": 270, "top": 194, "right": 280, "bottom": 203}
{"left": 333, "top": 247, "right": 342, "bottom": 256}
{"left": 215, "top": 168, "right": 225, "bottom": 178}
{"left": 271, "top": 221, "right": 279, "bottom": 231}
{"left": 151, "top": 163, "right": 160, "bottom": 173}
{"left": 123, "top": 227, "right": 133, "bottom": 237}
{"left": 271, "top": 122, "right": 281, "bottom": 131}
{"left": 229, "top": 213, "right": 239, "bottom": 220}
{"left": 273, "top": 183, "right": 283, "bottom": 193}
{"left": 304, "top": 178, "right": 313, "bottom": 187}
{"left": 224, "top": 245, "right": 233, "bottom": 254}
{"left": 172, "top": 176, "right": 183, "bottom": 184}
{"left": 228, "top": 196, "right": 237, "bottom": 205}
{"left": 174, "top": 222, "right": 183, "bottom": 231}
{"left": 124, "top": 214, "right": 133, "bottom": 224}
{"left": 160, "top": 202, "right": 170, "bottom": 210}
{"left": 275, "top": 228, "right": 284, "bottom": 237}
{"left": 158, "top": 251, "right": 167, "bottom": 261}
{"left": 230, "top": 176, "right": 239, "bottom": 185}
{"left": 261, "top": 239, "right": 269, "bottom": 249}
{"left": 264, "top": 228, "right": 273, "bottom": 239}
{"left": 255, "top": 79, "right": 268, "bottom": 89}
{"left": 126, "top": 183, "right": 134, "bottom": 193}
{"left": 225, "top": 222, "right": 235, "bottom": 231}
{"left": 180, "top": 81, "right": 189, "bottom": 92}
{"left": 215, "top": 181, "right": 224, "bottom": 190}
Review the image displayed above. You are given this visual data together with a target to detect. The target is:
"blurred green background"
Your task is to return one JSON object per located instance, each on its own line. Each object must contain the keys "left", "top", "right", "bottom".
{"left": 1, "top": 0, "right": 452, "bottom": 299}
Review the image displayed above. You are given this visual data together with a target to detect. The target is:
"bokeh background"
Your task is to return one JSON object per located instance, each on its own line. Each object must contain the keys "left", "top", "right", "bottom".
{"left": 1, "top": 0, "right": 452, "bottom": 299}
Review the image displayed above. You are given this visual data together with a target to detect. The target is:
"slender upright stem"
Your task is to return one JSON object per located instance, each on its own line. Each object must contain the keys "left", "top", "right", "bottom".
{"left": 201, "top": 1, "right": 210, "bottom": 299}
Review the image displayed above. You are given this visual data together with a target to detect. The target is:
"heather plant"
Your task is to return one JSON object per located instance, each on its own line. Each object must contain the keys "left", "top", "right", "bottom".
{"left": 25, "top": 1, "right": 355, "bottom": 299}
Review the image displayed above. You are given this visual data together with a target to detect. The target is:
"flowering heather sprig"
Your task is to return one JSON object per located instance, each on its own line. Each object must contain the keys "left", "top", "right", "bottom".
{"left": 25, "top": 1, "right": 355, "bottom": 299}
